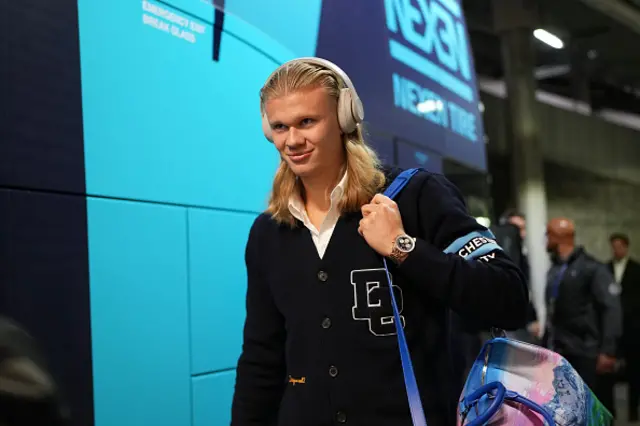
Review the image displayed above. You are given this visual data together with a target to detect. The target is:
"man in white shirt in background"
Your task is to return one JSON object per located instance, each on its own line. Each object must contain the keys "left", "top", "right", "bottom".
{"left": 607, "top": 233, "right": 640, "bottom": 422}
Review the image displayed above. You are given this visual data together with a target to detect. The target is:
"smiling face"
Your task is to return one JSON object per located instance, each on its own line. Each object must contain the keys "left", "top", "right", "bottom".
{"left": 264, "top": 85, "right": 345, "bottom": 180}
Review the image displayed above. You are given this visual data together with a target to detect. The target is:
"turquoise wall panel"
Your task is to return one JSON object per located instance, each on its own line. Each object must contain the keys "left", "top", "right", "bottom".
{"left": 78, "top": 0, "right": 281, "bottom": 210}
{"left": 188, "top": 208, "right": 257, "bottom": 374}
{"left": 87, "top": 198, "right": 191, "bottom": 426}
{"left": 192, "top": 371, "right": 236, "bottom": 426}
{"left": 162, "top": 0, "right": 322, "bottom": 58}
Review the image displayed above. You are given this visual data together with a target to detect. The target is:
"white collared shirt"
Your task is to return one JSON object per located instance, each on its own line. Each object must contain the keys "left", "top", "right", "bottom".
{"left": 613, "top": 256, "right": 629, "bottom": 285}
{"left": 288, "top": 172, "right": 347, "bottom": 259}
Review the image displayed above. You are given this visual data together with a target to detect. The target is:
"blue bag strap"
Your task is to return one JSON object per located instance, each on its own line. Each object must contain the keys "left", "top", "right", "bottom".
{"left": 382, "top": 168, "right": 504, "bottom": 426}
{"left": 382, "top": 168, "right": 428, "bottom": 426}
{"left": 383, "top": 168, "right": 421, "bottom": 200}
{"left": 382, "top": 258, "right": 426, "bottom": 425}
{"left": 460, "top": 382, "right": 555, "bottom": 426}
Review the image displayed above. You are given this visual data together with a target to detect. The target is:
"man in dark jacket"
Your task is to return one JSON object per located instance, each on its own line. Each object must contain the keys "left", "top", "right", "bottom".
{"left": 543, "top": 218, "right": 622, "bottom": 401}
{"left": 608, "top": 233, "right": 640, "bottom": 421}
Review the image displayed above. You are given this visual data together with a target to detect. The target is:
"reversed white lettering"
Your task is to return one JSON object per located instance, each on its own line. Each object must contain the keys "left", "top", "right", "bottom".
{"left": 189, "top": 21, "right": 205, "bottom": 34}
{"left": 385, "top": 0, "right": 471, "bottom": 80}
{"left": 385, "top": 0, "right": 479, "bottom": 144}
{"left": 141, "top": 0, "right": 205, "bottom": 45}
{"left": 448, "top": 102, "right": 476, "bottom": 142}
{"left": 143, "top": 14, "right": 170, "bottom": 33}
{"left": 392, "top": 73, "right": 477, "bottom": 142}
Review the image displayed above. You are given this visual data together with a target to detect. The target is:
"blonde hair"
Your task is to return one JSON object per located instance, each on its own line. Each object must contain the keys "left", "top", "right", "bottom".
{"left": 260, "top": 61, "right": 386, "bottom": 227}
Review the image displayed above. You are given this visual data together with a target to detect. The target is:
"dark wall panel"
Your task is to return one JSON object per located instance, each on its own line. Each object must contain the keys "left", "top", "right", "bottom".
{"left": 1, "top": 0, "right": 86, "bottom": 194}
{"left": 0, "top": 189, "right": 93, "bottom": 426}
{"left": 1, "top": 0, "right": 91, "bottom": 424}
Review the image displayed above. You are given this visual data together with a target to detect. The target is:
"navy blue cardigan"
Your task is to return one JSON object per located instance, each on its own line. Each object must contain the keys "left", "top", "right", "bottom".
{"left": 231, "top": 169, "right": 528, "bottom": 426}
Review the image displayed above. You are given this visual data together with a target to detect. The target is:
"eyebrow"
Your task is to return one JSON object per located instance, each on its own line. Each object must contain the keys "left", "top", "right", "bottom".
{"left": 270, "top": 114, "right": 321, "bottom": 128}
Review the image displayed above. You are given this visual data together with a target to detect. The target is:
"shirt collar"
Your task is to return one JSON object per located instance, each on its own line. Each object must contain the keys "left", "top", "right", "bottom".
{"left": 614, "top": 256, "right": 629, "bottom": 265}
{"left": 288, "top": 171, "right": 348, "bottom": 223}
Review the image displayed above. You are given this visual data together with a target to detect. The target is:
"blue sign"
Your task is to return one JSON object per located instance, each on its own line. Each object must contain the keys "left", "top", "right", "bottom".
{"left": 396, "top": 140, "right": 443, "bottom": 174}
{"left": 316, "top": 0, "right": 486, "bottom": 170}
{"left": 366, "top": 132, "right": 395, "bottom": 166}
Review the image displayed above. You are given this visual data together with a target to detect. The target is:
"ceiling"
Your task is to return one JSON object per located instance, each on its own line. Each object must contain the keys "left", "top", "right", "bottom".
{"left": 462, "top": 0, "right": 640, "bottom": 115}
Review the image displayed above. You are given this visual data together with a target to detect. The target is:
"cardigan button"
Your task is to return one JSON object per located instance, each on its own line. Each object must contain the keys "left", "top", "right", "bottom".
{"left": 329, "top": 365, "right": 339, "bottom": 378}
{"left": 317, "top": 270, "right": 329, "bottom": 282}
{"left": 335, "top": 410, "right": 347, "bottom": 423}
{"left": 321, "top": 317, "right": 332, "bottom": 329}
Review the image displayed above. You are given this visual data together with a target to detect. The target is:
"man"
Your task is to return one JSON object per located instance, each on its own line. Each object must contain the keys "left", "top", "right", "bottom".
{"left": 608, "top": 233, "right": 640, "bottom": 421}
{"left": 543, "top": 218, "right": 621, "bottom": 404}
{"left": 231, "top": 57, "right": 528, "bottom": 426}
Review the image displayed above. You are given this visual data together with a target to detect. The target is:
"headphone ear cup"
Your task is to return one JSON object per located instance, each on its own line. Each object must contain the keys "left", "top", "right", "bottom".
{"left": 337, "top": 88, "right": 363, "bottom": 134}
{"left": 262, "top": 113, "right": 273, "bottom": 141}
{"left": 351, "top": 92, "right": 365, "bottom": 124}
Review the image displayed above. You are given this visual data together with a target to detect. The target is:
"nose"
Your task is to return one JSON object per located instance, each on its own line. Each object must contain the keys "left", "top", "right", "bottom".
{"left": 286, "top": 127, "right": 305, "bottom": 147}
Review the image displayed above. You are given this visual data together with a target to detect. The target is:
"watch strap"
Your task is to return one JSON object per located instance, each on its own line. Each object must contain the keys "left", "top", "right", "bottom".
{"left": 390, "top": 249, "right": 409, "bottom": 265}
{"left": 389, "top": 235, "right": 415, "bottom": 264}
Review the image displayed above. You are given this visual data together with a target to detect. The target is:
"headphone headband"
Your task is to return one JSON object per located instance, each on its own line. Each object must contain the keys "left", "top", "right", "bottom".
{"left": 260, "top": 56, "right": 365, "bottom": 140}
{"left": 262, "top": 57, "right": 361, "bottom": 101}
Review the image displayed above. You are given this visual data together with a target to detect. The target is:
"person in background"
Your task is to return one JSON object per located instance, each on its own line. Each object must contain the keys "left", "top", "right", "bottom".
{"left": 543, "top": 217, "right": 622, "bottom": 415}
{"left": 496, "top": 209, "right": 539, "bottom": 342}
{"left": 0, "top": 315, "right": 69, "bottom": 426}
{"left": 230, "top": 57, "right": 529, "bottom": 426}
{"left": 608, "top": 233, "right": 640, "bottom": 421}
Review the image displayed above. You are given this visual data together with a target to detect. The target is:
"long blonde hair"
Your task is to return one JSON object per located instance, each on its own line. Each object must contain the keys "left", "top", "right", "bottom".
{"left": 260, "top": 61, "right": 386, "bottom": 227}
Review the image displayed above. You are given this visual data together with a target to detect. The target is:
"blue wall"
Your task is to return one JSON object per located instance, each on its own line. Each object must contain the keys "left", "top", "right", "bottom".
{"left": 77, "top": 0, "right": 320, "bottom": 424}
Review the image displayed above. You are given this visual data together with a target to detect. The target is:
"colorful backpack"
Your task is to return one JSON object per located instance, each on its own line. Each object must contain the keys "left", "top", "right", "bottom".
{"left": 457, "top": 337, "right": 612, "bottom": 425}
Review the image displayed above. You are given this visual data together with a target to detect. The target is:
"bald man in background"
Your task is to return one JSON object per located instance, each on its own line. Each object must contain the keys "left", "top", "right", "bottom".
{"left": 543, "top": 217, "right": 622, "bottom": 409}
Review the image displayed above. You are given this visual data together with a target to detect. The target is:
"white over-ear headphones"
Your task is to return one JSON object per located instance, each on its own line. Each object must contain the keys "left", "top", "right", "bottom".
{"left": 260, "top": 57, "right": 365, "bottom": 141}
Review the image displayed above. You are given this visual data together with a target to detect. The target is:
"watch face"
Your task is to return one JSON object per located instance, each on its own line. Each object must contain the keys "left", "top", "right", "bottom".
{"left": 395, "top": 234, "right": 415, "bottom": 253}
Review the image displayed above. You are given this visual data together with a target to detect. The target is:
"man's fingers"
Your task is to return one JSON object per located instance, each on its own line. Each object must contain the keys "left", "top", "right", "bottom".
{"left": 361, "top": 204, "right": 376, "bottom": 216}
{"left": 358, "top": 214, "right": 375, "bottom": 235}
{"left": 371, "top": 193, "right": 395, "bottom": 206}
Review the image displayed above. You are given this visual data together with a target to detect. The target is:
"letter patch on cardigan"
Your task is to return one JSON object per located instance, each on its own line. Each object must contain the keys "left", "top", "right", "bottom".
{"left": 351, "top": 268, "right": 405, "bottom": 336}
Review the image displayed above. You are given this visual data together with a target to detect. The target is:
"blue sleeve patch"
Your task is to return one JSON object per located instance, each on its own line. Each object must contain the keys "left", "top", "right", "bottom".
{"left": 443, "top": 230, "right": 502, "bottom": 261}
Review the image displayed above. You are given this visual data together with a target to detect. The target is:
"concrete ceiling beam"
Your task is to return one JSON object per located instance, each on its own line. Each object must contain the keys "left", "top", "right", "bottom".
{"left": 579, "top": 0, "right": 640, "bottom": 35}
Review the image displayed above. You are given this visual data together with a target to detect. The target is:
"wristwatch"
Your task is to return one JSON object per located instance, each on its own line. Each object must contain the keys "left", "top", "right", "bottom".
{"left": 389, "top": 233, "right": 416, "bottom": 264}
